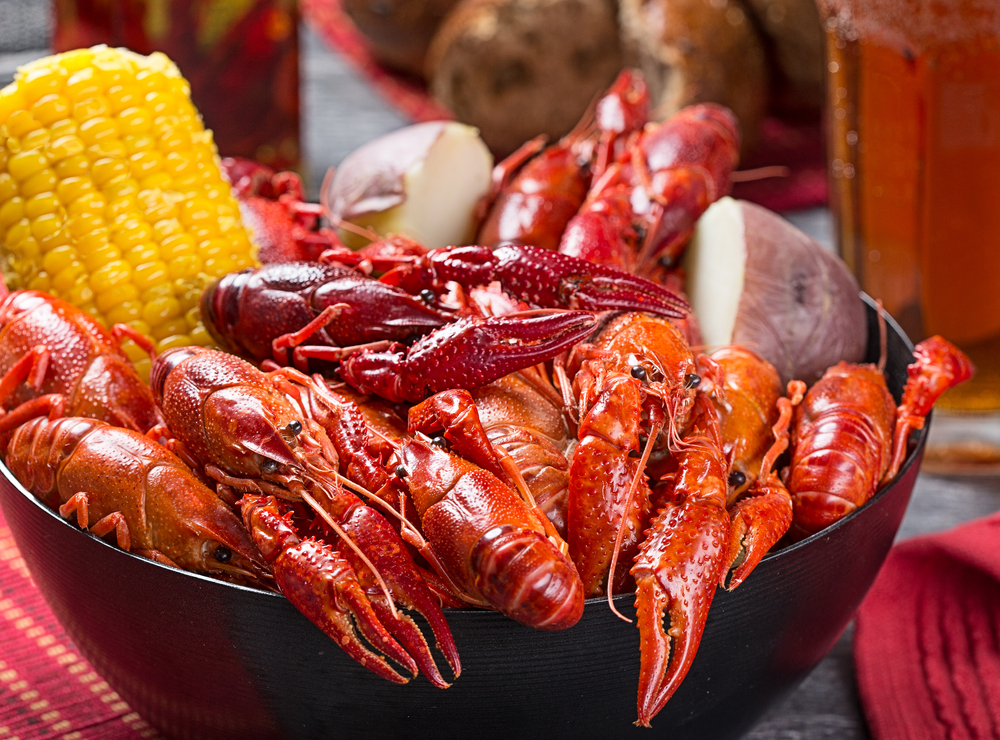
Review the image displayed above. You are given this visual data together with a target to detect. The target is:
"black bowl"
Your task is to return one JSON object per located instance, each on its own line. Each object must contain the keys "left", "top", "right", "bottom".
{"left": 0, "top": 296, "right": 923, "bottom": 740}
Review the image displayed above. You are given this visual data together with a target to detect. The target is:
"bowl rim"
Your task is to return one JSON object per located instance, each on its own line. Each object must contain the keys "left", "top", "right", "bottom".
{"left": 0, "top": 292, "right": 924, "bottom": 609}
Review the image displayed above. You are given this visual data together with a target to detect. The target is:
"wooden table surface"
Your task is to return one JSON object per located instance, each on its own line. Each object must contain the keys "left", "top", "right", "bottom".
{"left": 2, "top": 21, "right": 999, "bottom": 740}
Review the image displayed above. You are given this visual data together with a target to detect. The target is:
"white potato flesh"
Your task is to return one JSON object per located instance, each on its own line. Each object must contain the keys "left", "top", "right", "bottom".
{"left": 685, "top": 197, "right": 867, "bottom": 385}
{"left": 324, "top": 121, "right": 493, "bottom": 249}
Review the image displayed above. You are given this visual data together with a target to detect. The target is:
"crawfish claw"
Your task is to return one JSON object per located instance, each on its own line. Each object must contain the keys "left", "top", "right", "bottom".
{"left": 340, "top": 310, "right": 598, "bottom": 403}
{"left": 243, "top": 495, "right": 418, "bottom": 684}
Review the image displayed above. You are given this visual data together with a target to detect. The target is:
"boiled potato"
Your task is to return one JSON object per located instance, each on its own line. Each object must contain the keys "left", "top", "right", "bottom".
{"left": 684, "top": 197, "right": 867, "bottom": 385}
{"left": 426, "top": 0, "right": 624, "bottom": 158}
{"left": 619, "top": 0, "right": 768, "bottom": 152}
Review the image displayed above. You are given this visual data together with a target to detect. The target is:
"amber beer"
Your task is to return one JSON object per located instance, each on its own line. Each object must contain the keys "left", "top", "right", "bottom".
{"left": 819, "top": 0, "right": 1000, "bottom": 469}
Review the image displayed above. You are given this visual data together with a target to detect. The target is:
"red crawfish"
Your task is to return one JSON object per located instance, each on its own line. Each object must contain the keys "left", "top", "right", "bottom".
{"left": 787, "top": 335, "right": 974, "bottom": 539}
{"left": 559, "top": 103, "right": 740, "bottom": 275}
{"left": 566, "top": 312, "right": 704, "bottom": 598}
{"left": 5, "top": 416, "right": 267, "bottom": 584}
{"left": 476, "top": 68, "right": 650, "bottom": 251}
{"left": 149, "top": 346, "right": 461, "bottom": 687}
{"left": 0, "top": 290, "right": 164, "bottom": 437}
{"left": 396, "top": 438, "right": 585, "bottom": 631}
{"left": 408, "top": 371, "right": 573, "bottom": 537}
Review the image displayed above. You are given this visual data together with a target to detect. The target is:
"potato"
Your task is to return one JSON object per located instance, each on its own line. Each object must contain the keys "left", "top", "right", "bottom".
{"left": 742, "top": 0, "right": 825, "bottom": 112}
{"left": 323, "top": 121, "right": 493, "bottom": 249}
{"left": 425, "top": 0, "right": 624, "bottom": 158}
{"left": 618, "top": 0, "right": 768, "bottom": 152}
{"left": 342, "top": 0, "right": 463, "bottom": 78}
{"left": 683, "top": 197, "right": 867, "bottom": 385}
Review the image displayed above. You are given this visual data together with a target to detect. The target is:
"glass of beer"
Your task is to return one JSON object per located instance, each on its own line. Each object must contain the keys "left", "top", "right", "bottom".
{"left": 818, "top": 0, "right": 1000, "bottom": 473}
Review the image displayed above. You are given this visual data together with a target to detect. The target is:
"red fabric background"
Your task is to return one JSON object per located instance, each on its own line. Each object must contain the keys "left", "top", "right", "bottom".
{"left": 0, "top": 506, "right": 157, "bottom": 740}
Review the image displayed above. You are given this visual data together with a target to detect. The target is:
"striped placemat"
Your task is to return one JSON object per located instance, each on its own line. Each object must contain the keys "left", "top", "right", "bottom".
{"left": 0, "top": 507, "right": 160, "bottom": 740}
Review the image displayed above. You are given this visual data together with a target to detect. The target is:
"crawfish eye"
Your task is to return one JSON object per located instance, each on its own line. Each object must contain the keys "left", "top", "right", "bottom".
{"left": 684, "top": 373, "right": 701, "bottom": 389}
{"left": 630, "top": 365, "right": 647, "bottom": 381}
{"left": 214, "top": 545, "right": 232, "bottom": 563}
{"left": 261, "top": 458, "right": 280, "bottom": 474}
{"left": 395, "top": 465, "right": 409, "bottom": 479}
{"left": 431, "top": 435, "right": 449, "bottom": 449}
{"left": 287, "top": 420, "right": 303, "bottom": 435}
{"left": 728, "top": 470, "right": 747, "bottom": 488}
{"left": 420, "top": 289, "right": 435, "bottom": 304}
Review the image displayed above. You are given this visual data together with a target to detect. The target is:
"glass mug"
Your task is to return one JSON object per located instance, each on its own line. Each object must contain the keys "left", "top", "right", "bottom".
{"left": 817, "top": 0, "right": 1000, "bottom": 473}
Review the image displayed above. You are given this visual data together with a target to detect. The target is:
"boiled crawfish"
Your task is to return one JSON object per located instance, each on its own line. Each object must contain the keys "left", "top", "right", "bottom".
{"left": 5, "top": 416, "right": 267, "bottom": 584}
{"left": 150, "top": 346, "right": 461, "bottom": 686}
{"left": 787, "top": 335, "right": 974, "bottom": 540}
{"left": 0, "top": 290, "right": 164, "bottom": 436}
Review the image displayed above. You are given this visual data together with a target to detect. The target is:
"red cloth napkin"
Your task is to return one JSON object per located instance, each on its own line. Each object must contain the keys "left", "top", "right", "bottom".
{"left": 855, "top": 512, "right": 1000, "bottom": 740}
{"left": 301, "top": 0, "right": 828, "bottom": 214}
{"left": 0, "top": 506, "right": 156, "bottom": 739}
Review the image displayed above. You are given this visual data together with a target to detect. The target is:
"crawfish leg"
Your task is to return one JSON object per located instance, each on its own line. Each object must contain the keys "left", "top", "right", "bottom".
{"left": 243, "top": 495, "right": 418, "bottom": 684}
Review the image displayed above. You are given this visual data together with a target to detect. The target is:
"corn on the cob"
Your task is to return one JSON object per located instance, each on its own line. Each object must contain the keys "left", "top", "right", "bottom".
{"left": 0, "top": 46, "right": 257, "bottom": 380}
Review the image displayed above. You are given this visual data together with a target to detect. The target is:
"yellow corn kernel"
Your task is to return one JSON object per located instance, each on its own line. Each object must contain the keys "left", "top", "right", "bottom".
{"left": 136, "top": 69, "right": 168, "bottom": 94}
{"left": 68, "top": 193, "right": 105, "bottom": 216}
{"left": 27, "top": 271, "right": 51, "bottom": 292}
{"left": 152, "top": 217, "right": 181, "bottom": 242}
{"left": 20, "top": 67, "right": 66, "bottom": 104}
{"left": 140, "top": 172, "right": 173, "bottom": 191}
{"left": 41, "top": 243, "right": 77, "bottom": 273}
{"left": 143, "top": 295, "right": 181, "bottom": 325}
{"left": 168, "top": 254, "right": 202, "bottom": 279}
{"left": 5, "top": 218, "right": 31, "bottom": 246}
{"left": 56, "top": 176, "right": 95, "bottom": 204}
{"left": 86, "top": 139, "right": 128, "bottom": 159}
{"left": 129, "top": 150, "right": 162, "bottom": 179}
{"left": 89, "top": 259, "right": 132, "bottom": 292}
{"left": 160, "top": 233, "right": 195, "bottom": 260}
{"left": 46, "top": 134, "right": 84, "bottom": 163}
{"left": 123, "top": 133, "right": 155, "bottom": 154}
{"left": 118, "top": 337, "right": 149, "bottom": 364}
{"left": 141, "top": 283, "right": 175, "bottom": 303}
{"left": 91, "top": 157, "right": 129, "bottom": 186}
{"left": 0, "top": 173, "right": 18, "bottom": 202}
{"left": 0, "top": 84, "right": 28, "bottom": 128}
{"left": 31, "top": 212, "right": 63, "bottom": 241}
{"left": 0, "top": 198, "right": 25, "bottom": 228}
{"left": 106, "top": 195, "right": 139, "bottom": 220}
{"left": 55, "top": 153, "right": 90, "bottom": 178}
{"left": 103, "top": 177, "right": 139, "bottom": 201}
{"left": 204, "top": 256, "right": 237, "bottom": 277}
{"left": 21, "top": 169, "right": 57, "bottom": 198}
{"left": 139, "top": 193, "right": 176, "bottom": 221}
{"left": 63, "top": 282, "right": 94, "bottom": 306}
{"left": 96, "top": 284, "right": 140, "bottom": 313}
{"left": 133, "top": 260, "right": 169, "bottom": 291}
{"left": 8, "top": 151, "right": 49, "bottom": 182}
{"left": 25, "top": 192, "right": 61, "bottom": 219}
{"left": 31, "top": 94, "right": 70, "bottom": 126}
{"left": 108, "top": 85, "right": 140, "bottom": 114}
{"left": 119, "top": 106, "right": 152, "bottom": 135}
{"left": 132, "top": 357, "right": 151, "bottom": 383}
{"left": 184, "top": 305, "right": 201, "bottom": 329}
{"left": 6, "top": 110, "right": 42, "bottom": 137}
{"left": 66, "top": 67, "right": 102, "bottom": 101}
{"left": 23, "top": 127, "right": 51, "bottom": 150}
{"left": 73, "top": 95, "right": 110, "bottom": 122}
{"left": 190, "top": 324, "right": 212, "bottom": 346}
{"left": 112, "top": 218, "right": 152, "bottom": 248}
{"left": 163, "top": 151, "right": 196, "bottom": 178}
{"left": 152, "top": 318, "right": 189, "bottom": 341}
{"left": 67, "top": 212, "right": 105, "bottom": 239}
{"left": 82, "top": 244, "right": 120, "bottom": 272}
{"left": 78, "top": 116, "right": 119, "bottom": 144}
{"left": 16, "top": 237, "right": 41, "bottom": 262}
{"left": 171, "top": 174, "right": 201, "bottom": 194}
{"left": 52, "top": 260, "right": 86, "bottom": 293}
{"left": 234, "top": 253, "right": 255, "bottom": 270}
{"left": 156, "top": 333, "right": 193, "bottom": 352}
{"left": 49, "top": 118, "right": 78, "bottom": 138}
{"left": 124, "top": 242, "right": 160, "bottom": 265}
{"left": 4, "top": 136, "right": 23, "bottom": 155}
